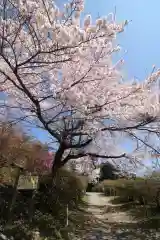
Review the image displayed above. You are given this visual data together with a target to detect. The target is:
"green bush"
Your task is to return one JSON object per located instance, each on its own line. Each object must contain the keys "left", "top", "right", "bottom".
{"left": 0, "top": 167, "right": 19, "bottom": 184}
{"left": 93, "top": 179, "right": 127, "bottom": 196}
{"left": 94, "top": 179, "right": 160, "bottom": 207}
{"left": 116, "top": 179, "right": 160, "bottom": 205}
{"left": 38, "top": 167, "right": 88, "bottom": 209}
{"left": 0, "top": 167, "right": 88, "bottom": 239}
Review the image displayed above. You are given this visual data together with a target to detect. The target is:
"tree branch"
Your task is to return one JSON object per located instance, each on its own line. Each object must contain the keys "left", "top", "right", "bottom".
{"left": 126, "top": 131, "right": 160, "bottom": 155}
{"left": 68, "top": 138, "right": 92, "bottom": 149}
{"left": 101, "top": 117, "right": 157, "bottom": 132}
{"left": 62, "top": 152, "right": 126, "bottom": 166}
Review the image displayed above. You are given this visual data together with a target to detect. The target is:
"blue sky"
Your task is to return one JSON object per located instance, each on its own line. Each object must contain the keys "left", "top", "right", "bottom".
{"left": 85, "top": 0, "right": 160, "bottom": 80}
{"left": 85, "top": 0, "right": 160, "bottom": 173}
{"left": 31, "top": 0, "right": 160, "bottom": 173}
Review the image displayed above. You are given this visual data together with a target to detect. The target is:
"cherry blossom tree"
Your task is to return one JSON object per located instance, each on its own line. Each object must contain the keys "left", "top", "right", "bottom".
{"left": 0, "top": 121, "right": 53, "bottom": 174}
{"left": 0, "top": 0, "right": 160, "bottom": 175}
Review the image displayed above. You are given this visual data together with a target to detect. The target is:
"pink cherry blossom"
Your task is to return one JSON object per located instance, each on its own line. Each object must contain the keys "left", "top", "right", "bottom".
{"left": 43, "top": 151, "right": 54, "bottom": 169}
{"left": 0, "top": 0, "right": 159, "bottom": 173}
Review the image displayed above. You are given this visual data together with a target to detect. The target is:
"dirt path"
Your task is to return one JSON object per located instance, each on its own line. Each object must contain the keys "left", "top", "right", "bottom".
{"left": 86, "top": 192, "right": 134, "bottom": 223}
{"left": 80, "top": 192, "right": 159, "bottom": 240}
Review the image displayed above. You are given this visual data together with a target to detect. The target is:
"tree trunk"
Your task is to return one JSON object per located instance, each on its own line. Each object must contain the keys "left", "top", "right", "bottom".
{"left": 51, "top": 143, "right": 65, "bottom": 176}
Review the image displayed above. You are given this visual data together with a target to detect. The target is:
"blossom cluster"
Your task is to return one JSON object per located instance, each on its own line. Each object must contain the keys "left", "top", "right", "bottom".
{"left": 0, "top": 0, "right": 159, "bottom": 168}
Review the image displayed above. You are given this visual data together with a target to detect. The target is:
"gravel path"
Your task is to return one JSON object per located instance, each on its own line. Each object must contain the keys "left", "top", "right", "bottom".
{"left": 80, "top": 192, "right": 160, "bottom": 240}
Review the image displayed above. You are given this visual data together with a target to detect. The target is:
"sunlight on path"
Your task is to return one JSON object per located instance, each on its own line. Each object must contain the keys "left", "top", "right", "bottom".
{"left": 86, "top": 192, "right": 135, "bottom": 223}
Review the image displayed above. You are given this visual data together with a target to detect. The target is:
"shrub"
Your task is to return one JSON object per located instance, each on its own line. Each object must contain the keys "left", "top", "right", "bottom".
{"left": 0, "top": 166, "right": 19, "bottom": 185}
{"left": 0, "top": 167, "right": 88, "bottom": 239}
{"left": 94, "top": 178, "right": 160, "bottom": 208}
{"left": 38, "top": 167, "right": 88, "bottom": 210}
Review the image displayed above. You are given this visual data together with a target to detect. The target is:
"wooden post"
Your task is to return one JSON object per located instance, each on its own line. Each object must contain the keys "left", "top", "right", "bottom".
{"left": 6, "top": 166, "right": 21, "bottom": 225}
{"left": 66, "top": 204, "right": 69, "bottom": 227}
{"left": 142, "top": 196, "right": 148, "bottom": 218}
{"left": 29, "top": 189, "right": 37, "bottom": 223}
{"left": 114, "top": 189, "right": 116, "bottom": 199}
{"left": 29, "top": 176, "right": 38, "bottom": 222}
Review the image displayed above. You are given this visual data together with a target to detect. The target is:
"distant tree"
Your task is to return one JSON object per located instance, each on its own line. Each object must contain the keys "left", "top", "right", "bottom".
{"left": 24, "top": 141, "right": 54, "bottom": 174}
{"left": 145, "top": 169, "right": 160, "bottom": 180}
{"left": 0, "top": 122, "right": 53, "bottom": 174}
{"left": 0, "top": 123, "right": 31, "bottom": 167}
{"left": 99, "top": 162, "right": 120, "bottom": 181}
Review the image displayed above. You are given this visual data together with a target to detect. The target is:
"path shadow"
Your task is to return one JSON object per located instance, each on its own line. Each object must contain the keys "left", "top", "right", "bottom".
{"left": 105, "top": 195, "right": 160, "bottom": 229}
{"left": 79, "top": 193, "right": 160, "bottom": 239}
{"left": 95, "top": 219, "right": 159, "bottom": 239}
{"left": 77, "top": 211, "right": 160, "bottom": 240}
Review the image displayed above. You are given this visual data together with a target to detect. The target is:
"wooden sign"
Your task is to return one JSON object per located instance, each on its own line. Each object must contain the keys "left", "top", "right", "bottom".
{"left": 17, "top": 175, "right": 39, "bottom": 190}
